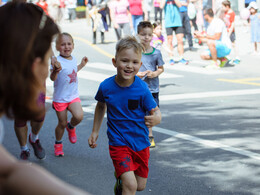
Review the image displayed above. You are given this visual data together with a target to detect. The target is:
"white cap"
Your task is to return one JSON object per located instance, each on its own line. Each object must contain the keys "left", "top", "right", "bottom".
{"left": 248, "top": 1, "right": 258, "bottom": 10}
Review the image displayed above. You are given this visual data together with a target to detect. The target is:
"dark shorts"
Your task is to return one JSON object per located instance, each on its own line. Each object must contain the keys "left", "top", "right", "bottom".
{"left": 230, "top": 31, "right": 236, "bottom": 43}
{"left": 109, "top": 145, "right": 150, "bottom": 178}
{"left": 166, "top": 26, "right": 184, "bottom": 36}
{"left": 152, "top": 92, "right": 159, "bottom": 107}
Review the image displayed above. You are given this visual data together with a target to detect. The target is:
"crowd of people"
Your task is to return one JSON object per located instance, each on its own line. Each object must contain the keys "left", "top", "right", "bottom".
{"left": 84, "top": 0, "right": 260, "bottom": 68}
{"left": 1, "top": 0, "right": 260, "bottom": 195}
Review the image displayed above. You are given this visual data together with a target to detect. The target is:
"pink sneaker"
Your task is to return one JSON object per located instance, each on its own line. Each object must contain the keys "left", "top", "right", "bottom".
{"left": 54, "top": 143, "right": 64, "bottom": 157}
{"left": 66, "top": 122, "right": 77, "bottom": 144}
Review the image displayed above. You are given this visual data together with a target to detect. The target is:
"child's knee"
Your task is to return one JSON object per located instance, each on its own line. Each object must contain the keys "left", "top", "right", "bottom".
{"left": 122, "top": 180, "right": 137, "bottom": 193}
{"left": 59, "top": 121, "right": 67, "bottom": 129}
{"left": 74, "top": 112, "right": 83, "bottom": 122}
{"left": 137, "top": 182, "right": 146, "bottom": 191}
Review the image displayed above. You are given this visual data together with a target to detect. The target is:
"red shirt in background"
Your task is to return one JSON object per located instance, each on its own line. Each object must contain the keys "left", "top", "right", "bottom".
{"left": 37, "top": 1, "right": 48, "bottom": 15}
{"left": 128, "top": 0, "right": 143, "bottom": 15}
{"left": 224, "top": 9, "right": 235, "bottom": 32}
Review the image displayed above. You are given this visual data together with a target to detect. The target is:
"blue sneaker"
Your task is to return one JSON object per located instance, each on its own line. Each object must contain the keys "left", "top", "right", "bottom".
{"left": 179, "top": 58, "right": 189, "bottom": 65}
{"left": 233, "top": 59, "right": 240, "bottom": 65}
{"left": 169, "top": 59, "right": 175, "bottom": 65}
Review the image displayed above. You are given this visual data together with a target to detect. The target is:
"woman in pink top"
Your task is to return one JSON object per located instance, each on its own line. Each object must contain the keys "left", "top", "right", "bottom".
{"left": 128, "top": 0, "right": 147, "bottom": 34}
{"left": 109, "top": 0, "right": 132, "bottom": 40}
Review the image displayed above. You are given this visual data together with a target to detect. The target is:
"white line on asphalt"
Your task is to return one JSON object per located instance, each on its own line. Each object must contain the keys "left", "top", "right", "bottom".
{"left": 153, "top": 126, "right": 260, "bottom": 161}
{"left": 160, "top": 88, "right": 260, "bottom": 101}
{"left": 165, "top": 64, "right": 232, "bottom": 75}
{"left": 82, "top": 104, "right": 260, "bottom": 161}
{"left": 80, "top": 106, "right": 260, "bottom": 161}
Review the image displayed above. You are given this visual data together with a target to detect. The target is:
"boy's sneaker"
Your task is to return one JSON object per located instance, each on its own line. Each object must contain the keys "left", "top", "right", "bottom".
{"left": 149, "top": 136, "right": 156, "bottom": 148}
{"left": 66, "top": 122, "right": 77, "bottom": 144}
{"left": 233, "top": 59, "right": 240, "bottom": 65}
{"left": 29, "top": 134, "right": 46, "bottom": 160}
{"left": 219, "top": 57, "right": 229, "bottom": 67}
{"left": 114, "top": 173, "right": 122, "bottom": 195}
{"left": 169, "top": 59, "right": 175, "bottom": 65}
{"left": 179, "top": 58, "right": 189, "bottom": 65}
{"left": 20, "top": 149, "right": 30, "bottom": 160}
{"left": 54, "top": 143, "right": 64, "bottom": 157}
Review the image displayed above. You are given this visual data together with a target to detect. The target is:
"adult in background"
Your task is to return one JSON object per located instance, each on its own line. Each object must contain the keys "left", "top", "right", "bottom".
{"left": 0, "top": 2, "right": 89, "bottom": 194}
{"left": 154, "top": 0, "right": 163, "bottom": 23}
{"left": 194, "top": 8, "right": 231, "bottom": 68}
{"left": 179, "top": 0, "right": 194, "bottom": 51}
{"left": 128, "top": 0, "right": 148, "bottom": 34}
{"left": 66, "top": 0, "right": 77, "bottom": 22}
{"left": 160, "top": 0, "right": 189, "bottom": 65}
{"left": 48, "top": 0, "right": 60, "bottom": 22}
{"left": 109, "top": 0, "right": 132, "bottom": 40}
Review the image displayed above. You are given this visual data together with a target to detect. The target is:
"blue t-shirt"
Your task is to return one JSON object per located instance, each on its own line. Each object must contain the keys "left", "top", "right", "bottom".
{"left": 179, "top": 0, "right": 187, "bottom": 12}
{"left": 95, "top": 75, "right": 157, "bottom": 152}
{"left": 140, "top": 48, "right": 165, "bottom": 93}
{"left": 164, "top": 0, "right": 182, "bottom": 28}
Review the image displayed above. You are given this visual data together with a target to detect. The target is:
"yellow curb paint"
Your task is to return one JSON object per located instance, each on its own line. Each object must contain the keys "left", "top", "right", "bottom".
{"left": 217, "top": 78, "right": 260, "bottom": 86}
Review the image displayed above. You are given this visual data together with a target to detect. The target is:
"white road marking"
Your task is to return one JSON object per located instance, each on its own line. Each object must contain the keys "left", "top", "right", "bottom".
{"left": 153, "top": 126, "right": 260, "bottom": 161}
{"left": 160, "top": 88, "right": 260, "bottom": 101}
{"left": 165, "top": 64, "right": 232, "bottom": 75}
{"left": 79, "top": 105, "right": 260, "bottom": 161}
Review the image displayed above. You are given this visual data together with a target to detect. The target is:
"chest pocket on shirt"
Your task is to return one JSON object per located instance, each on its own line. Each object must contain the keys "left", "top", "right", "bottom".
{"left": 128, "top": 99, "right": 139, "bottom": 110}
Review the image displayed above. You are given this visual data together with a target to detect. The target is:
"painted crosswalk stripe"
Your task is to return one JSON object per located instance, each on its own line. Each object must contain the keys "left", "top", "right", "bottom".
{"left": 165, "top": 64, "right": 232, "bottom": 75}
{"left": 153, "top": 126, "right": 260, "bottom": 161}
{"left": 79, "top": 105, "right": 260, "bottom": 161}
{"left": 160, "top": 88, "right": 260, "bottom": 101}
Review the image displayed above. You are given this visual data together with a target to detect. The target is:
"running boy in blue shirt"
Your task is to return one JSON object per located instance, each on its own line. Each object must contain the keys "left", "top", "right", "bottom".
{"left": 88, "top": 36, "right": 162, "bottom": 195}
{"left": 137, "top": 21, "right": 164, "bottom": 148}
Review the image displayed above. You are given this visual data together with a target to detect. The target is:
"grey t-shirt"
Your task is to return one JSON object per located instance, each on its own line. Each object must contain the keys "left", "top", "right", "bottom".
{"left": 140, "top": 48, "right": 164, "bottom": 93}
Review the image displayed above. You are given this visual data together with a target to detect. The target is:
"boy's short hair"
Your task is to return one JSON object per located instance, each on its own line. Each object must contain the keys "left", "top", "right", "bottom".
{"left": 204, "top": 8, "right": 214, "bottom": 17}
{"left": 115, "top": 36, "right": 143, "bottom": 59}
{"left": 56, "top": 32, "right": 74, "bottom": 49}
{"left": 222, "top": 0, "right": 231, "bottom": 8}
{"left": 137, "top": 21, "right": 153, "bottom": 34}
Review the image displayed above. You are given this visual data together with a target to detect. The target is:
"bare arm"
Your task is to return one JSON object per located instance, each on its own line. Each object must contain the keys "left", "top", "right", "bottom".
{"left": 77, "top": 56, "right": 88, "bottom": 72}
{"left": 88, "top": 102, "right": 106, "bottom": 148}
{"left": 146, "top": 65, "right": 164, "bottom": 78}
{"left": 174, "top": 0, "right": 182, "bottom": 8}
{"left": 0, "top": 145, "right": 89, "bottom": 195}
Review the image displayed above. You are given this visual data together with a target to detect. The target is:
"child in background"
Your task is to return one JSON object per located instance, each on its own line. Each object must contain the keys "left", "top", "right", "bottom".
{"left": 150, "top": 21, "right": 165, "bottom": 50}
{"left": 222, "top": 0, "right": 240, "bottom": 65}
{"left": 88, "top": 36, "right": 162, "bottom": 195}
{"left": 248, "top": 1, "right": 260, "bottom": 54}
{"left": 50, "top": 32, "right": 88, "bottom": 157}
{"left": 151, "top": 21, "right": 174, "bottom": 55}
{"left": 137, "top": 21, "right": 164, "bottom": 148}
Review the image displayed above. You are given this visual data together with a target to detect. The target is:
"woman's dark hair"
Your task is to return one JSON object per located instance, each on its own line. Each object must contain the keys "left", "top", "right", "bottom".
{"left": 0, "top": 2, "right": 59, "bottom": 119}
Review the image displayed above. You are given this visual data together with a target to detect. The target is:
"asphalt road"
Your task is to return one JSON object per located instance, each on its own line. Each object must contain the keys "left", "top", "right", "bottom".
{"left": 2, "top": 18, "right": 260, "bottom": 195}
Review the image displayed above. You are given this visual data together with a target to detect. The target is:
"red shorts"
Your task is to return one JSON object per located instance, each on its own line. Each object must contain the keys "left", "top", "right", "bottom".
{"left": 109, "top": 145, "right": 150, "bottom": 178}
{"left": 52, "top": 97, "right": 81, "bottom": 112}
